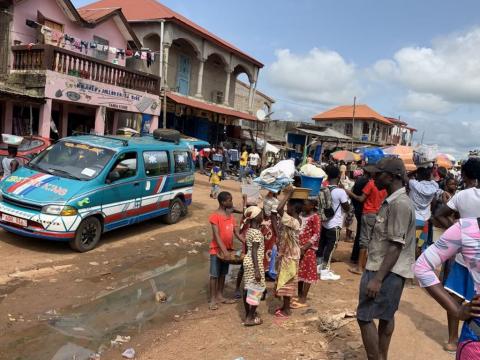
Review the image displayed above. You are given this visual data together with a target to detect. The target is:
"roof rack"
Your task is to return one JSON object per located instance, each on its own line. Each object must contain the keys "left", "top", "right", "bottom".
{"left": 71, "top": 132, "right": 129, "bottom": 146}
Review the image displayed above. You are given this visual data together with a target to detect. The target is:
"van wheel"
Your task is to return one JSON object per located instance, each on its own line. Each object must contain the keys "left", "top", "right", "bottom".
{"left": 163, "top": 198, "right": 184, "bottom": 224}
{"left": 70, "top": 217, "right": 102, "bottom": 252}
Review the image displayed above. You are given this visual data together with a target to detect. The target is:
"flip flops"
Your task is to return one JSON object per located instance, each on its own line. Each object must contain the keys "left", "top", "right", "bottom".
{"left": 274, "top": 309, "right": 289, "bottom": 318}
{"left": 290, "top": 301, "right": 308, "bottom": 309}
{"left": 208, "top": 303, "right": 219, "bottom": 311}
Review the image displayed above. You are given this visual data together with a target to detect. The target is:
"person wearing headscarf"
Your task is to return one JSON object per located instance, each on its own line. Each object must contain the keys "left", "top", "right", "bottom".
{"left": 242, "top": 206, "right": 265, "bottom": 326}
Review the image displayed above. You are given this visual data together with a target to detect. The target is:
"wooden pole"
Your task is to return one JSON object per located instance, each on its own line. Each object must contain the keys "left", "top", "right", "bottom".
{"left": 351, "top": 96, "right": 356, "bottom": 150}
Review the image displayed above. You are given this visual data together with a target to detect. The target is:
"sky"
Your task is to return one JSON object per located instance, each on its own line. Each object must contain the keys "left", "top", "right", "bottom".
{"left": 72, "top": 0, "right": 480, "bottom": 158}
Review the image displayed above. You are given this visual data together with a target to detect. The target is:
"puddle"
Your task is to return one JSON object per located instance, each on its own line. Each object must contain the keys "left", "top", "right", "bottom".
{"left": 0, "top": 249, "right": 210, "bottom": 360}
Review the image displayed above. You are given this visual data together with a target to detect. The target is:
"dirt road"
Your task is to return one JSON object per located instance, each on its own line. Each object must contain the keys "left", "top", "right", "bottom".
{"left": 0, "top": 175, "right": 453, "bottom": 359}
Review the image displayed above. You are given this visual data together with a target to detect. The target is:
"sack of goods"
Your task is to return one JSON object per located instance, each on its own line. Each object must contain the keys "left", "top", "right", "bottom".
{"left": 254, "top": 159, "right": 295, "bottom": 193}
{"left": 2, "top": 134, "right": 23, "bottom": 146}
{"left": 414, "top": 144, "right": 438, "bottom": 166}
{"left": 299, "top": 163, "right": 326, "bottom": 178}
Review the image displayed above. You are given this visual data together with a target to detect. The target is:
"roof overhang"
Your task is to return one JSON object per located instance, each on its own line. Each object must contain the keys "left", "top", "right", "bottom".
{"left": 297, "top": 127, "right": 352, "bottom": 141}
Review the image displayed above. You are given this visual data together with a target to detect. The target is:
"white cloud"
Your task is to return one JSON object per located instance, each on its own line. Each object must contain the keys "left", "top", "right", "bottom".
{"left": 265, "top": 48, "right": 362, "bottom": 105}
{"left": 403, "top": 91, "right": 454, "bottom": 114}
{"left": 374, "top": 27, "right": 480, "bottom": 106}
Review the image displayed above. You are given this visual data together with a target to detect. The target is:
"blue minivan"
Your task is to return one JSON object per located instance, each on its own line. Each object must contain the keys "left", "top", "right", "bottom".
{"left": 0, "top": 130, "right": 195, "bottom": 251}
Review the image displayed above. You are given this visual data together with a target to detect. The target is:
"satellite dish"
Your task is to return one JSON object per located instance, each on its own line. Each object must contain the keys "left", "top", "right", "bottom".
{"left": 256, "top": 109, "right": 266, "bottom": 121}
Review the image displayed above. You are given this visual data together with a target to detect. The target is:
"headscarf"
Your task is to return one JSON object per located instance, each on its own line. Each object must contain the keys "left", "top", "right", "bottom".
{"left": 244, "top": 206, "right": 262, "bottom": 220}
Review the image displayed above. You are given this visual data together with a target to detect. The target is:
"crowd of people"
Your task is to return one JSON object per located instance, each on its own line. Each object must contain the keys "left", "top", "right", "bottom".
{"left": 204, "top": 147, "right": 480, "bottom": 359}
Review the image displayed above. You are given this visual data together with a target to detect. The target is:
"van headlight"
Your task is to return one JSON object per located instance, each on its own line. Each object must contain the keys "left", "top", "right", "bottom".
{"left": 41, "top": 205, "right": 78, "bottom": 216}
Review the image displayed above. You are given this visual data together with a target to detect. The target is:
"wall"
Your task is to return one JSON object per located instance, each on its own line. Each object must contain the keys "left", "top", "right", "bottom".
{"left": 314, "top": 119, "right": 392, "bottom": 145}
{"left": 11, "top": 0, "right": 129, "bottom": 67}
{"left": 234, "top": 80, "right": 274, "bottom": 114}
{"left": 202, "top": 55, "right": 227, "bottom": 103}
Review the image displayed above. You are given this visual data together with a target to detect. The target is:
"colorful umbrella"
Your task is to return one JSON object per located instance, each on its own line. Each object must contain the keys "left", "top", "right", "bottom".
{"left": 383, "top": 146, "right": 416, "bottom": 171}
{"left": 436, "top": 154, "right": 454, "bottom": 169}
{"left": 331, "top": 150, "right": 360, "bottom": 162}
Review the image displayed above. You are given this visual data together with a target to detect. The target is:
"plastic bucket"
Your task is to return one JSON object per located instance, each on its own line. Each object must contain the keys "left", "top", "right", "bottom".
{"left": 300, "top": 175, "right": 323, "bottom": 196}
{"left": 246, "top": 284, "right": 265, "bottom": 306}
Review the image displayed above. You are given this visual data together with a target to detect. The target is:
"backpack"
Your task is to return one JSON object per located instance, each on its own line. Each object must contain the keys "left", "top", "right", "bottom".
{"left": 318, "top": 185, "right": 337, "bottom": 221}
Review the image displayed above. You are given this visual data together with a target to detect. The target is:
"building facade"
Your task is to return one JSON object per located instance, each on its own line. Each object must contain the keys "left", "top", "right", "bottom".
{"left": 312, "top": 104, "right": 394, "bottom": 146}
{"left": 385, "top": 117, "right": 416, "bottom": 146}
{"left": 0, "top": 0, "right": 161, "bottom": 139}
{"left": 81, "top": 0, "right": 267, "bottom": 146}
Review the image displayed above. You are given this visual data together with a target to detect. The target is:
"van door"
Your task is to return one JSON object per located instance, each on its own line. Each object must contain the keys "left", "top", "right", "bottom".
{"left": 101, "top": 151, "right": 143, "bottom": 231}
{"left": 171, "top": 150, "right": 194, "bottom": 205}
{"left": 139, "top": 150, "right": 171, "bottom": 222}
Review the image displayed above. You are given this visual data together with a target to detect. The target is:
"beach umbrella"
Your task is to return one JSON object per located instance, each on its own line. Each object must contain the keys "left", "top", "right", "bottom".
{"left": 383, "top": 146, "right": 416, "bottom": 171}
{"left": 436, "top": 154, "right": 454, "bottom": 169}
{"left": 331, "top": 150, "right": 360, "bottom": 162}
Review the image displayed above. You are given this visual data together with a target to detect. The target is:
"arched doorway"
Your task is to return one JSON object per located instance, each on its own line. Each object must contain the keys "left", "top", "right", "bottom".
{"left": 168, "top": 38, "right": 200, "bottom": 96}
{"left": 203, "top": 53, "right": 228, "bottom": 104}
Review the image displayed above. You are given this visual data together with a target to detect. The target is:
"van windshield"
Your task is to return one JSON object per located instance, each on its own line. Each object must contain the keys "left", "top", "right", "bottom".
{"left": 27, "top": 141, "right": 115, "bottom": 180}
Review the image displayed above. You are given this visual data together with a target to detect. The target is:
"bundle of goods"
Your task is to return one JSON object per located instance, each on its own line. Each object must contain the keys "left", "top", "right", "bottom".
{"left": 254, "top": 159, "right": 295, "bottom": 193}
{"left": 2, "top": 134, "right": 23, "bottom": 146}
{"left": 414, "top": 144, "right": 438, "bottom": 167}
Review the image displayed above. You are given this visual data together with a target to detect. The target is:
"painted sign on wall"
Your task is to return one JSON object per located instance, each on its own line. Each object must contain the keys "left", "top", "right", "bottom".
{"left": 44, "top": 71, "right": 161, "bottom": 116}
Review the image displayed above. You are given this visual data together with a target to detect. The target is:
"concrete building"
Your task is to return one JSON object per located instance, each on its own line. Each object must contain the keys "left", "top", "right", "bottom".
{"left": 0, "top": 0, "right": 161, "bottom": 138}
{"left": 385, "top": 117, "right": 416, "bottom": 146}
{"left": 80, "top": 0, "right": 267, "bottom": 146}
{"left": 312, "top": 104, "right": 394, "bottom": 146}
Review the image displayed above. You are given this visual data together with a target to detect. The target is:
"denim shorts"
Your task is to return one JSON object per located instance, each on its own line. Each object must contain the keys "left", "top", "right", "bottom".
{"left": 210, "top": 255, "right": 229, "bottom": 278}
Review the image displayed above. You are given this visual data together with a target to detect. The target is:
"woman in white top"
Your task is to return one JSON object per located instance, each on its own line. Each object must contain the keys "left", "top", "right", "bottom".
{"left": 2, "top": 146, "right": 19, "bottom": 180}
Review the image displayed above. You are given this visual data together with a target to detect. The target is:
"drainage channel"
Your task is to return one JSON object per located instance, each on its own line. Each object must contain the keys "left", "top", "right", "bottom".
{"left": 1, "top": 251, "right": 210, "bottom": 360}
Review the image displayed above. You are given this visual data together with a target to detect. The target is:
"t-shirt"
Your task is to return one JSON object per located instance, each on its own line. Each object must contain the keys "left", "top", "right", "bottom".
{"left": 209, "top": 212, "right": 236, "bottom": 255}
{"left": 351, "top": 176, "right": 369, "bottom": 218}
{"left": 248, "top": 153, "right": 260, "bottom": 166}
{"left": 323, "top": 187, "right": 349, "bottom": 229}
{"left": 240, "top": 151, "right": 249, "bottom": 167}
{"left": 210, "top": 167, "right": 222, "bottom": 185}
{"left": 362, "top": 180, "right": 387, "bottom": 214}
{"left": 408, "top": 179, "right": 439, "bottom": 221}
{"left": 447, "top": 187, "right": 480, "bottom": 266}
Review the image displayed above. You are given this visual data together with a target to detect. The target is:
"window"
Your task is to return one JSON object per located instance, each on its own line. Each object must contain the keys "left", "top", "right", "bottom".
{"left": 344, "top": 123, "right": 353, "bottom": 136}
{"left": 362, "top": 121, "right": 370, "bottom": 135}
{"left": 144, "top": 151, "right": 169, "bottom": 177}
{"left": 110, "top": 152, "right": 137, "bottom": 180}
{"left": 94, "top": 35, "right": 109, "bottom": 61}
{"left": 174, "top": 151, "right": 191, "bottom": 173}
{"left": 44, "top": 19, "right": 64, "bottom": 32}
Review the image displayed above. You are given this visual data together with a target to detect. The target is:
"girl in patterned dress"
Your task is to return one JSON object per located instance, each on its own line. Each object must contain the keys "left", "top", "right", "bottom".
{"left": 275, "top": 186, "right": 303, "bottom": 318}
{"left": 292, "top": 198, "right": 321, "bottom": 308}
{"left": 242, "top": 206, "right": 265, "bottom": 326}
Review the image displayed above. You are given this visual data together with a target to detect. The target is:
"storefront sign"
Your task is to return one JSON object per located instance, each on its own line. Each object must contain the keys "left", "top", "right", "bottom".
{"left": 45, "top": 71, "right": 161, "bottom": 116}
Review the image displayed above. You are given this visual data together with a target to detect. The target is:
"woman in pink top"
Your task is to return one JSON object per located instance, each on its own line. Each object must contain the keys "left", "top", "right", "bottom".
{"left": 414, "top": 218, "right": 480, "bottom": 358}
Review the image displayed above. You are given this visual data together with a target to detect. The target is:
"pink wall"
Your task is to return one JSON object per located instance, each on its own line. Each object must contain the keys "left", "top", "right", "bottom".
{"left": 12, "top": 0, "right": 128, "bottom": 67}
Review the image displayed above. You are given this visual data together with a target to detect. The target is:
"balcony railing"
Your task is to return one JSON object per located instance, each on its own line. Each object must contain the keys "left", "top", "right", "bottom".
{"left": 11, "top": 44, "right": 160, "bottom": 94}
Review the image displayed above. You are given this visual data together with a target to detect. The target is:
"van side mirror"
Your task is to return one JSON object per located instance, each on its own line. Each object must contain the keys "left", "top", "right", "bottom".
{"left": 106, "top": 170, "right": 120, "bottom": 184}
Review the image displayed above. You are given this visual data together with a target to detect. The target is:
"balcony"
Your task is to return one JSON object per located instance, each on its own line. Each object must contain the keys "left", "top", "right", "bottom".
{"left": 11, "top": 44, "right": 160, "bottom": 94}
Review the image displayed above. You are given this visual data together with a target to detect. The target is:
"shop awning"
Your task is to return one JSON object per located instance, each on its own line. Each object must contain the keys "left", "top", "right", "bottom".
{"left": 297, "top": 127, "right": 352, "bottom": 141}
{"left": 0, "top": 88, "right": 45, "bottom": 102}
{"left": 167, "top": 92, "right": 257, "bottom": 121}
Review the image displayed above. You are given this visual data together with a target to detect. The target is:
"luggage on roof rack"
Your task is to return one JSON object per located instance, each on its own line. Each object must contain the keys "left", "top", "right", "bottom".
{"left": 153, "top": 129, "right": 180, "bottom": 144}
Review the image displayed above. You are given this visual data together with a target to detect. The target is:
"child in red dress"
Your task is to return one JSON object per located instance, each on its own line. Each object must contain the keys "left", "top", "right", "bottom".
{"left": 292, "top": 198, "right": 321, "bottom": 308}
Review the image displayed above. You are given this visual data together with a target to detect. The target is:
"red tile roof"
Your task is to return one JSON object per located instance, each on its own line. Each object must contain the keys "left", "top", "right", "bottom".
{"left": 313, "top": 105, "right": 392, "bottom": 125}
{"left": 167, "top": 92, "right": 257, "bottom": 121}
{"left": 80, "top": 0, "right": 263, "bottom": 67}
{"left": 384, "top": 116, "right": 407, "bottom": 126}
{"left": 77, "top": 7, "right": 121, "bottom": 22}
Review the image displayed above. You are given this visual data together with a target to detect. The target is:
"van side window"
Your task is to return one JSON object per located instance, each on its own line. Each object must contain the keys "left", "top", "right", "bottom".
{"left": 144, "top": 151, "right": 169, "bottom": 177}
{"left": 174, "top": 151, "right": 191, "bottom": 173}
{"left": 109, "top": 152, "right": 137, "bottom": 180}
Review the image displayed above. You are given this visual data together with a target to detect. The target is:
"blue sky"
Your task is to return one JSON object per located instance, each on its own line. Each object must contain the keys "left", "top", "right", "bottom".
{"left": 73, "top": 0, "right": 480, "bottom": 158}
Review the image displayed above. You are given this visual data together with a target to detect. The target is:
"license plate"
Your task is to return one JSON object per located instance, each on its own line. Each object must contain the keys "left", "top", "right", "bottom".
{"left": 1, "top": 214, "right": 27, "bottom": 227}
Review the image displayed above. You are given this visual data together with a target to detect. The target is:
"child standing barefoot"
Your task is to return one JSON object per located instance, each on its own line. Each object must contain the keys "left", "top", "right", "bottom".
{"left": 275, "top": 186, "right": 303, "bottom": 318}
{"left": 242, "top": 206, "right": 265, "bottom": 326}
{"left": 208, "top": 192, "right": 244, "bottom": 310}
{"left": 292, "top": 199, "right": 321, "bottom": 308}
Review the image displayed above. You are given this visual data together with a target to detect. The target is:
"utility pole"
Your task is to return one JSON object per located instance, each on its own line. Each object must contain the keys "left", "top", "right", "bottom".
{"left": 351, "top": 96, "right": 356, "bottom": 150}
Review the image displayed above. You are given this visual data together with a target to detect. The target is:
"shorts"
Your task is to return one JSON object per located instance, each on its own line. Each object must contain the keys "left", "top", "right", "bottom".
{"left": 357, "top": 270, "right": 405, "bottom": 322}
{"left": 359, "top": 213, "right": 377, "bottom": 249}
{"left": 445, "top": 261, "right": 475, "bottom": 302}
{"left": 211, "top": 184, "right": 220, "bottom": 195}
{"left": 210, "top": 254, "right": 229, "bottom": 278}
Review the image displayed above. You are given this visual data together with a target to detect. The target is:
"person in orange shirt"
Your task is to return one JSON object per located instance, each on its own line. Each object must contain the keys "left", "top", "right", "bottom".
{"left": 208, "top": 191, "right": 244, "bottom": 310}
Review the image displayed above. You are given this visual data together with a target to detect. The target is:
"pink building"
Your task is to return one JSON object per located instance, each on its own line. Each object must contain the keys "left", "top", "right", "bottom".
{"left": 0, "top": 0, "right": 161, "bottom": 139}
